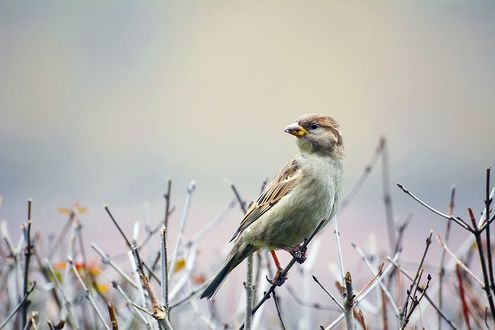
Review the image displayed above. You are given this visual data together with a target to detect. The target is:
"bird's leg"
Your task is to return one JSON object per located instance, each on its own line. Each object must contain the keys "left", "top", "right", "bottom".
{"left": 282, "top": 243, "right": 307, "bottom": 264}
{"left": 266, "top": 250, "right": 287, "bottom": 286}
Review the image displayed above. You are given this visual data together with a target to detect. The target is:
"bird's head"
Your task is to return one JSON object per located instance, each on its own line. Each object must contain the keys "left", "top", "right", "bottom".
{"left": 284, "top": 114, "right": 344, "bottom": 158}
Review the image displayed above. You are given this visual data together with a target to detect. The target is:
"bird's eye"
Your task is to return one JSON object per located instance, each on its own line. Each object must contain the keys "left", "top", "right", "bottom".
{"left": 310, "top": 123, "right": 319, "bottom": 130}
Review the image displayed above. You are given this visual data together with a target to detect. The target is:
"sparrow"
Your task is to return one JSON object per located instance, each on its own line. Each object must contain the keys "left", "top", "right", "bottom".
{"left": 200, "top": 114, "right": 344, "bottom": 299}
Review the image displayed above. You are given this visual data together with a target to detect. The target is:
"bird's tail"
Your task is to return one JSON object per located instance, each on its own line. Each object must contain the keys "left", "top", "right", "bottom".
{"left": 200, "top": 242, "right": 255, "bottom": 299}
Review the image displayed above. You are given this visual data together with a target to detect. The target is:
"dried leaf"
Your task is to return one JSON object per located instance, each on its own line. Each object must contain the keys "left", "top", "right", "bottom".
{"left": 193, "top": 274, "right": 205, "bottom": 284}
{"left": 174, "top": 258, "right": 186, "bottom": 273}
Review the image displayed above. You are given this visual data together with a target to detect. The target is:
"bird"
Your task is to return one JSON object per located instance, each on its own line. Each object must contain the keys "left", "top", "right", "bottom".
{"left": 200, "top": 113, "right": 344, "bottom": 299}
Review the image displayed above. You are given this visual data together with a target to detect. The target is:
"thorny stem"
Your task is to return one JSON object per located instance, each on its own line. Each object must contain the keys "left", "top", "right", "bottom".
{"left": 468, "top": 208, "right": 495, "bottom": 321}
{"left": 22, "top": 198, "right": 32, "bottom": 329}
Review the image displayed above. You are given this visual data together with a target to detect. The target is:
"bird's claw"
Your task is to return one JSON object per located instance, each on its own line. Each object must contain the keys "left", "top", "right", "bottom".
{"left": 289, "top": 245, "right": 307, "bottom": 264}
{"left": 266, "top": 270, "right": 287, "bottom": 286}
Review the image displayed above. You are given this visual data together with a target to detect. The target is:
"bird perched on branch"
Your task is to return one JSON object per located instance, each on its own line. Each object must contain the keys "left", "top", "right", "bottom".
{"left": 200, "top": 114, "right": 344, "bottom": 299}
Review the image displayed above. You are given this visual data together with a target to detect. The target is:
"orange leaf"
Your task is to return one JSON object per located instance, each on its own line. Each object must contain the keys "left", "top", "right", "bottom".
{"left": 193, "top": 274, "right": 205, "bottom": 285}
{"left": 57, "top": 208, "right": 72, "bottom": 216}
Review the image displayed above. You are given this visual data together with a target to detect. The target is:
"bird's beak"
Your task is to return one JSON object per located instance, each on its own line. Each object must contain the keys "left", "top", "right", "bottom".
{"left": 284, "top": 122, "right": 307, "bottom": 137}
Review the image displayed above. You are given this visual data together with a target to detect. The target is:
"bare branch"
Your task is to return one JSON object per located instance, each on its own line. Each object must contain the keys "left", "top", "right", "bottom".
{"left": 312, "top": 275, "right": 344, "bottom": 311}
{"left": 0, "top": 282, "right": 35, "bottom": 330}
{"left": 396, "top": 184, "right": 472, "bottom": 231}
{"left": 436, "top": 235, "right": 483, "bottom": 286}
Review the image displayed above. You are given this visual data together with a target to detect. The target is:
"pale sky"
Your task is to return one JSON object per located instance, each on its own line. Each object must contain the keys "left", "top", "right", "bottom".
{"left": 0, "top": 1, "right": 494, "bottom": 278}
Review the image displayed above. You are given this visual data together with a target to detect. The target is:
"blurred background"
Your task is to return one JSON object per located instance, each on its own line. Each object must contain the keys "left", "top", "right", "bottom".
{"left": 0, "top": 0, "right": 494, "bottom": 324}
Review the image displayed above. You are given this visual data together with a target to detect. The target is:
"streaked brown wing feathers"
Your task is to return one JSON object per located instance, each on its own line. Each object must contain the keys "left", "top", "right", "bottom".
{"left": 229, "top": 159, "right": 300, "bottom": 241}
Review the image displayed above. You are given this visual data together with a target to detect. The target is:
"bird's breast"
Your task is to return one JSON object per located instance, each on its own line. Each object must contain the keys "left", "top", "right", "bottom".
{"left": 253, "top": 156, "right": 343, "bottom": 248}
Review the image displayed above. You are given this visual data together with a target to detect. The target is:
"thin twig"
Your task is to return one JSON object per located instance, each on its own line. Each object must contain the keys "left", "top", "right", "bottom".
{"left": 343, "top": 272, "right": 356, "bottom": 330}
{"left": 484, "top": 168, "right": 494, "bottom": 297}
{"left": 386, "top": 258, "right": 458, "bottom": 330}
{"left": 272, "top": 291, "right": 287, "bottom": 330}
{"left": 339, "top": 138, "right": 383, "bottom": 213}
{"left": 110, "top": 280, "right": 151, "bottom": 328}
{"left": 164, "top": 179, "right": 172, "bottom": 228}
{"left": 69, "top": 258, "right": 110, "bottom": 330}
{"left": 169, "top": 181, "right": 196, "bottom": 286}
{"left": 396, "top": 184, "right": 472, "bottom": 231}
{"left": 140, "top": 274, "right": 173, "bottom": 330}
{"left": 169, "top": 282, "right": 208, "bottom": 311}
{"left": 399, "top": 232, "right": 433, "bottom": 328}
{"left": 47, "top": 213, "right": 74, "bottom": 261}
{"left": 107, "top": 303, "right": 118, "bottom": 330}
{"left": 136, "top": 206, "right": 176, "bottom": 251}
{"left": 46, "top": 263, "right": 79, "bottom": 328}
{"left": 468, "top": 207, "right": 495, "bottom": 320}
{"left": 439, "top": 185, "right": 455, "bottom": 330}
{"left": 189, "top": 199, "right": 236, "bottom": 245}
{"left": 91, "top": 243, "right": 138, "bottom": 289}
{"left": 0, "top": 282, "right": 35, "bottom": 330}
{"left": 247, "top": 219, "right": 327, "bottom": 320}
{"left": 228, "top": 181, "right": 255, "bottom": 330}
{"left": 333, "top": 216, "right": 345, "bottom": 283}
{"left": 104, "top": 205, "right": 133, "bottom": 249}
{"left": 160, "top": 225, "right": 169, "bottom": 313}
{"left": 351, "top": 242, "right": 400, "bottom": 318}
{"left": 436, "top": 236, "right": 484, "bottom": 286}
{"left": 22, "top": 198, "right": 32, "bottom": 329}
{"left": 380, "top": 138, "right": 396, "bottom": 250}
{"left": 392, "top": 214, "right": 412, "bottom": 256}
{"left": 324, "top": 253, "right": 400, "bottom": 330}
{"left": 456, "top": 265, "right": 472, "bottom": 330}
{"left": 312, "top": 275, "right": 344, "bottom": 311}
{"left": 244, "top": 257, "right": 254, "bottom": 330}
{"left": 286, "top": 285, "right": 338, "bottom": 310}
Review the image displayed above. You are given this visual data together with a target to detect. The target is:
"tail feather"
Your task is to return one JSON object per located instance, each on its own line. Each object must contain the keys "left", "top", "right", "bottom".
{"left": 200, "top": 243, "right": 255, "bottom": 299}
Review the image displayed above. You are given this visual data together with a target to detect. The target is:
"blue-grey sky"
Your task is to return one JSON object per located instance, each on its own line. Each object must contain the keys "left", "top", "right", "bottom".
{"left": 0, "top": 1, "right": 494, "bottom": 270}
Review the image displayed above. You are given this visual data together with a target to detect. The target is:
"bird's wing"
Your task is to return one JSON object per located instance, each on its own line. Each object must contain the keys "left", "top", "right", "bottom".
{"left": 229, "top": 159, "right": 302, "bottom": 242}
